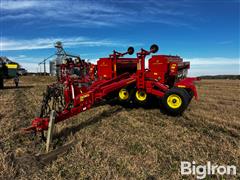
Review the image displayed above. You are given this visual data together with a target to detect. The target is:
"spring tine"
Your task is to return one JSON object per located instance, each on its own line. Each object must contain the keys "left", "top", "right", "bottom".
{"left": 41, "top": 131, "right": 47, "bottom": 142}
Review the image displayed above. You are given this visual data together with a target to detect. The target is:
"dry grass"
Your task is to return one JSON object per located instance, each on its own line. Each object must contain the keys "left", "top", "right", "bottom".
{"left": 0, "top": 76, "right": 239, "bottom": 179}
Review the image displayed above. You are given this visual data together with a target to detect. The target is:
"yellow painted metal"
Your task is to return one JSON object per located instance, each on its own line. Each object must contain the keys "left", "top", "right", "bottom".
{"left": 6, "top": 64, "right": 18, "bottom": 69}
{"left": 167, "top": 94, "right": 182, "bottom": 109}
{"left": 177, "top": 85, "right": 186, "bottom": 88}
{"left": 80, "top": 93, "right": 90, "bottom": 102}
{"left": 135, "top": 90, "right": 147, "bottom": 101}
{"left": 137, "top": 60, "right": 141, "bottom": 70}
{"left": 119, "top": 88, "right": 129, "bottom": 100}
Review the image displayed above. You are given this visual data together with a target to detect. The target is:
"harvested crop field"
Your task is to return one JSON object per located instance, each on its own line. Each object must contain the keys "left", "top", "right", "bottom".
{"left": 0, "top": 76, "right": 239, "bottom": 179}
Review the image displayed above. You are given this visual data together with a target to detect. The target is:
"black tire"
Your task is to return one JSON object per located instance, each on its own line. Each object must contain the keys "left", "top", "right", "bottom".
{"left": 186, "top": 89, "right": 194, "bottom": 105}
{"left": 134, "top": 90, "right": 149, "bottom": 107}
{"left": 118, "top": 87, "right": 134, "bottom": 103}
{"left": 162, "top": 87, "right": 190, "bottom": 116}
{"left": 0, "top": 77, "right": 3, "bottom": 89}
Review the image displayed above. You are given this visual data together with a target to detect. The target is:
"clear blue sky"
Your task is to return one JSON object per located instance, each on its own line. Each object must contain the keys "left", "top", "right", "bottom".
{"left": 0, "top": 0, "right": 239, "bottom": 75}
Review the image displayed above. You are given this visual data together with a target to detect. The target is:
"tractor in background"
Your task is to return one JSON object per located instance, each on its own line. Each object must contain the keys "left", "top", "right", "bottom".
{"left": 0, "top": 61, "right": 7, "bottom": 89}
{"left": 0, "top": 58, "right": 19, "bottom": 89}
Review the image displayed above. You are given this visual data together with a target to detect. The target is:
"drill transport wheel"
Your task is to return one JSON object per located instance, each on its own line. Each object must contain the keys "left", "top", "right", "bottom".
{"left": 162, "top": 87, "right": 190, "bottom": 116}
{"left": 135, "top": 90, "right": 148, "bottom": 105}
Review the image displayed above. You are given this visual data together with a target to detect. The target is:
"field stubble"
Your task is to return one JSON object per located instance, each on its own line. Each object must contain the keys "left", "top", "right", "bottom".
{"left": 0, "top": 76, "right": 239, "bottom": 179}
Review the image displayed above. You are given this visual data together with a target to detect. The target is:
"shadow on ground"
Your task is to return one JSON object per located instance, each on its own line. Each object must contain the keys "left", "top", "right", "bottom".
{"left": 1, "top": 86, "right": 34, "bottom": 90}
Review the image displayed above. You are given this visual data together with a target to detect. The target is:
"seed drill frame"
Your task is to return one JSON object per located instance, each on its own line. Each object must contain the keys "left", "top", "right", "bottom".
{"left": 23, "top": 45, "right": 199, "bottom": 136}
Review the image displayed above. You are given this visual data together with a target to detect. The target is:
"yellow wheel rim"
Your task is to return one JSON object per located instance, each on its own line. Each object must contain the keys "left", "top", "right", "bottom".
{"left": 136, "top": 90, "right": 147, "bottom": 101}
{"left": 119, "top": 89, "right": 129, "bottom": 100}
{"left": 167, "top": 94, "right": 182, "bottom": 109}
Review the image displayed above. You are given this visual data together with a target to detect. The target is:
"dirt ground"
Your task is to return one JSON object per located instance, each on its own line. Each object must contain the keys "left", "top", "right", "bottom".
{"left": 0, "top": 76, "right": 239, "bottom": 179}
